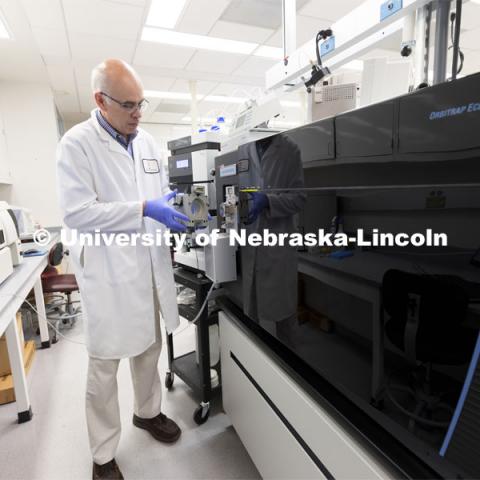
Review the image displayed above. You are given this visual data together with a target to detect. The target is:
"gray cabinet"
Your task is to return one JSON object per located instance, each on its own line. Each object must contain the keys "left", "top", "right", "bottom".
{"left": 335, "top": 102, "right": 394, "bottom": 158}
{"left": 285, "top": 118, "right": 335, "bottom": 163}
{"left": 398, "top": 75, "right": 480, "bottom": 154}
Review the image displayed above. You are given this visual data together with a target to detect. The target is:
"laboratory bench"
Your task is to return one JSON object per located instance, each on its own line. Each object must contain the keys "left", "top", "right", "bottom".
{"left": 0, "top": 232, "right": 59, "bottom": 422}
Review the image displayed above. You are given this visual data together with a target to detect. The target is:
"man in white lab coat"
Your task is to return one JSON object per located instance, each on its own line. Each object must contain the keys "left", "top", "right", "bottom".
{"left": 239, "top": 134, "right": 306, "bottom": 336}
{"left": 57, "top": 59, "right": 189, "bottom": 480}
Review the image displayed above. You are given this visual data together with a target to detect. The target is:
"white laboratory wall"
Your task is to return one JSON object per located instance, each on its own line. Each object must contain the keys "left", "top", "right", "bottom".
{"left": 63, "top": 118, "right": 86, "bottom": 133}
{"left": 360, "top": 58, "right": 411, "bottom": 107}
{"left": 0, "top": 111, "right": 10, "bottom": 183}
{"left": 141, "top": 122, "right": 191, "bottom": 159}
{"left": 0, "top": 81, "right": 61, "bottom": 227}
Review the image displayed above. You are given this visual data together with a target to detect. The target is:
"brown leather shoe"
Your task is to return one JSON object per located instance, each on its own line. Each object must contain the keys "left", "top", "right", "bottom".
{"left": 133, "top": 412, "right": 181, "bottom": 443}
{"left": 92, "top": 459, "right": 124, "bottom": 480}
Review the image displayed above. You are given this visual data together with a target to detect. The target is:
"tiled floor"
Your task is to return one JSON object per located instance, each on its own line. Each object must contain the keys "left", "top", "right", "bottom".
{"left": 0, "top": 313, "right": 260, "bottom": 480}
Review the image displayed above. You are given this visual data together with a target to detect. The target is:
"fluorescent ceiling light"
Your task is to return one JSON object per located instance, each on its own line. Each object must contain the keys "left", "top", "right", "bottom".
{"left": 254, "top": 46, "right": 284, "bottom": 59}
{"left": 0, "top": 12, "right": 10, "bottom": 39}
{"left": 204, "top": 95, "right": 246, "bottom": 104}
{"left": 142, "top": 27, "right": 258, "bottom": 55}
{"left": 145, "top": 90, "right": 248, "bottom": 104}
{"left": 144, "top": 90, "right": 191, "bottom": 100}
{"left": 146, "top": 0, "right": 186, "bottom": 29}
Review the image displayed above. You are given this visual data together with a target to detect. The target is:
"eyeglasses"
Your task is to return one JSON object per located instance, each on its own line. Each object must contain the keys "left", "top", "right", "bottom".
{"left": 100, "top": 92, "right": 149, "bottom": 113}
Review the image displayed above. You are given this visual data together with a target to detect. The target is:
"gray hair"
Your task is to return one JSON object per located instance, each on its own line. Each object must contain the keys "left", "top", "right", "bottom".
{"left": 91, "top": 62, "right": 110, "bottom": 93}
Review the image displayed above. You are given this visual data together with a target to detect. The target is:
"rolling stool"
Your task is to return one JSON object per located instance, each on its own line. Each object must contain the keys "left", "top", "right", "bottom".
{"left": 41, "top": 243, "right": 81, "bottom": 340}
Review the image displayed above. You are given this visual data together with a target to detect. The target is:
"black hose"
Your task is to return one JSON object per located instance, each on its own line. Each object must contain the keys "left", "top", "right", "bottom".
{"left": 451, "top": 0, "right": 462, "bottom": 80}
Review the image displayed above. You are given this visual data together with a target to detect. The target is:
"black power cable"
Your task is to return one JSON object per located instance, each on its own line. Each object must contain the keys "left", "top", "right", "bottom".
{"left": 316, "top": 29, "right": 333, "bottom": 67}
{"left": 304, "top": 29, "right": 332, "bottom": 92}
{"left": 450, "top": 0, "right": 464, "bottom": 80}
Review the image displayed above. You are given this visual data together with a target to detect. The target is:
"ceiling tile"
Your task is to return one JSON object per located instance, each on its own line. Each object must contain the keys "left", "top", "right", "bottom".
{"left": 155, "top": 103, "right": 190, "bottom": 114}
{"left": 0, "top": 50, "right": 47, "bottom": 82}
{"left": 170, "top": 79, "right": 218, "bottom": 96}
{"left": 74, "top": 64, "right": 96, "bottom": 93}
{"left": 296, "top": 15, "right": 332, "bottom": 46}
{"left": 149, "top": 98, "right": 191, "bottom": 107}
{"left": 177, "top": 0, "right": 231, "bottom": 35}
{"left": 211, "top": 82, "right": 262, "bottom": 97}
{"left": 0, "top": 1, "right": 48, "bottom": 81}
{"left": 43, "top": 55, "right": 73, "bottom": 66}
{"left": 46, "top": 64, "right": 76, "bottom": 94}
{"left": 195, "top": 100, "right": 242, "bottom": 116}
{"left": 265, "top": 29, "right": 282, "bottom": 48}
{"left": 140, "top": 75, "right": 177, "bottom": 91}
{"left": 300, "top": 0, "right": 364, "bottom": 22}
{"left": 31, "top": 27, "right": 70, "bottom": 58}
{"left": 134, "top": 43, "right": 195, "bottom": 69}
{"left": 220, "top": 0, "right": 309, "bottom": 30}
{"left": 195, "top": 103, "right": 228, "bottom": 116}
{"left": 69, "top": 33, "right": 136, "bottom": 63}
{"left": 20, "top": 0, "right": 65, "bottom": 29}
{"left": 54, "top": 91, "right": 80, "bottom": 113}
{"left": 232, "top": 55, "right": 277, "bottom": 78}
{"left": 62, "top": 0, "right": 144, "bottom": 40}
{"left": 186, "top": 50, "right": 247, "bottom": 74}
{"left": 209, "top": 20, "right": 274, "bottom": 43}
{"left": 264, "top": 14, "right": 333, "bottom": 49}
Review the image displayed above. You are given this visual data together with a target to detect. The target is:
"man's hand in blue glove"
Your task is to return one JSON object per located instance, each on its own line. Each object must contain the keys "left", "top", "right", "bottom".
{"left": 143, "top": 190, "right": 190, "bottom": 232}
{"left": 246, "top": 191, "right": 269, "bottom": 225}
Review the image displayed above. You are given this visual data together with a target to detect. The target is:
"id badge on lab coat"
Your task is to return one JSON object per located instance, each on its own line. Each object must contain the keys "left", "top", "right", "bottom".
{"left": 142, "top": 158, "right": 160, "bottom": 174}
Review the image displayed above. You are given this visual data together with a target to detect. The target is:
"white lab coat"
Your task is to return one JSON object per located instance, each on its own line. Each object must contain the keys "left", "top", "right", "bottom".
{"left": 239, "top": 135, "right": 306, "bottom": 324}
{"left": 56, "top": 110, "right": 179, "bottom": 359}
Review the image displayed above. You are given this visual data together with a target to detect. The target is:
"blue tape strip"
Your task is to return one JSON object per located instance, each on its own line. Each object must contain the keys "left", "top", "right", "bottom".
{"left": 440, "top": 331, "right": 480, "bottom": 456}
{"left": 22, "top": 249, "right": 47, "bottom": 257}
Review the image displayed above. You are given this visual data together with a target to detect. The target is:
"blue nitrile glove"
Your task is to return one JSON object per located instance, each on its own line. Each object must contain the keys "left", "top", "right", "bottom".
{"left": 144, "top": 190, "right": 189, "bottom": 232}
{"left": 246, "top": 192, "right": 269, "bottom": 225}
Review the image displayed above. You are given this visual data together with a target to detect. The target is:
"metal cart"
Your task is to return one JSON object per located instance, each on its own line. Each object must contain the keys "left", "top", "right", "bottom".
{"left": 165, "top": 267, "right": 218, "bottom": 424}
